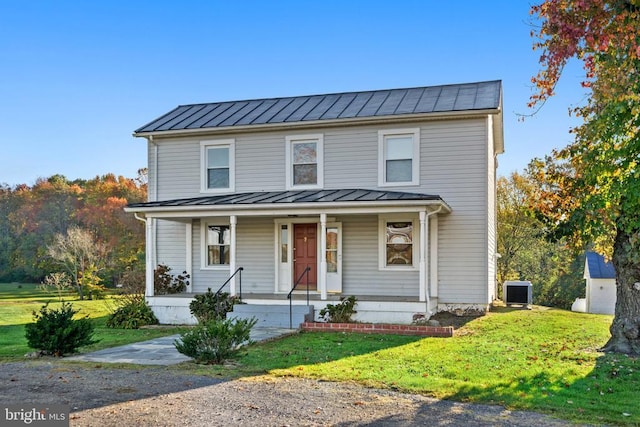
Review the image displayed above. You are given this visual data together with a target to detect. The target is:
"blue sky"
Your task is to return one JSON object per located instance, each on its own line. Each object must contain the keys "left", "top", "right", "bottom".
{"left": 0, "top": 1, "right": 587, "bottom": 186}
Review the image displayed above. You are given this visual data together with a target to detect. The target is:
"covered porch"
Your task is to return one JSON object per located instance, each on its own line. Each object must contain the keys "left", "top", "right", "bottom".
{"left": 125, "top": 189, "right": 451, "bottom": 325}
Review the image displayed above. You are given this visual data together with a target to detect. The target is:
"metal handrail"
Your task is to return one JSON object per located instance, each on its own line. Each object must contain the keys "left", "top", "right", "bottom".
{"left": 287, "top": 266, "right": 311, "bottom": 329}
{"left": 214, "top": 267, "right": 244, "bottom": 300}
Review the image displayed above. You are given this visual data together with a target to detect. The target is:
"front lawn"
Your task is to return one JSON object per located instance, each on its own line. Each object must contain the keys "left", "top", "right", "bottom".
{"left": 0, "top": 283, "right": 187, "bottom": 360}
{"left": 177, "top": 306, "right": 637, "bottom": 426}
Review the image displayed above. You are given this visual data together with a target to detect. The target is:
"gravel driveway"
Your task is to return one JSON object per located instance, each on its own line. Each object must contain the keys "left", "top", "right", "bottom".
{"left": 0, "top": 360, "right": 585, "bottom": 426}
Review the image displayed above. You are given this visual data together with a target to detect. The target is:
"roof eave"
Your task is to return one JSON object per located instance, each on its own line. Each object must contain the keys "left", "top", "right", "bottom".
{"left": 124, "top": 198, "right": 452, "bottom": 217}
{"left": 132, "top": 108, "right": 501, "bottom": 139}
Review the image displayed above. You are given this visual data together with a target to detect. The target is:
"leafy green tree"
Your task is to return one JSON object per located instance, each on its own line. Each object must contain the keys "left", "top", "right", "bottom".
{"left": 497, "top": 172, "right": 584, "bottom": 308}
{"left": 529, "top": 0, "right": 640, "bottom": 353}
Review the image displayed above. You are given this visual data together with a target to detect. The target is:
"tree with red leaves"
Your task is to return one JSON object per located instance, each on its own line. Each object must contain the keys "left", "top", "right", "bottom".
{"left": 529, "top": 0, "right": 640, "bottom": 353}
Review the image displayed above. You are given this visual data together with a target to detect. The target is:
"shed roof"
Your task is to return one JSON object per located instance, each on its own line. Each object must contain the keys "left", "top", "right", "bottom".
{"left": 585, "top": 252, "right": 616, "bottom": 279}
{"left": 135, "top": 80, "right": 502, "bottom": 134}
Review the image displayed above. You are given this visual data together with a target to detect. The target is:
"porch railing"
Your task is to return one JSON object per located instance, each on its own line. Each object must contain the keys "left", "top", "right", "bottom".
{"left": 287, "top": 265, "right": 311, "bottom": 329}
{"left": 214, "top": 267, "right": 244, "bottom": 300}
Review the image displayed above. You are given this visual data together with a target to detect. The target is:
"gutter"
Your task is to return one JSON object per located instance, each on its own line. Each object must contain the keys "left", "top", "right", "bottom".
{"left": 425, "top": 205, "right": 444, "bottom": 317}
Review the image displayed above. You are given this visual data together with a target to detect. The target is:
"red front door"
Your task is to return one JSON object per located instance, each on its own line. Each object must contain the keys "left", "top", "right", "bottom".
{"left": 293, "top": 223, "right": 317, "bottom": 290}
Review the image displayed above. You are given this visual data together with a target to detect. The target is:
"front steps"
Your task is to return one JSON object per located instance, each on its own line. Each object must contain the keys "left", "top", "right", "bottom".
{"left": 228, "top": 303, "right": 314, "bottom": 329}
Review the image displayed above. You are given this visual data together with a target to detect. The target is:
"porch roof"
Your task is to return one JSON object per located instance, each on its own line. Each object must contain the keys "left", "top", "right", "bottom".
{"left": 125, "top": 189, "right": 451, "bottom": 215}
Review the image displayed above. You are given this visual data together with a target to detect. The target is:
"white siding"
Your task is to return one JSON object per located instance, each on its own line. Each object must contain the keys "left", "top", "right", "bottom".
{"left": 340, "top": 215, "right": 419, "bottom": 297}
{"left": 149, "top": 116, "right": 494, "bottom": 305}
{"left": 421, "top": 119, "right": 490, "bottom": 304}
{"left": 155, "top": 219, "right": 187, "bottom": 272}
{"left": 236, "top": 217, "right": 276, "bottom": 293}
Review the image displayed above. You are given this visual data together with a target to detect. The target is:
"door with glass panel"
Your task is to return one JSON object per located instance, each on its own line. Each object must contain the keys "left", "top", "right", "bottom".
{"left": 326, "top": 223, "right": 342, "bottom": 293}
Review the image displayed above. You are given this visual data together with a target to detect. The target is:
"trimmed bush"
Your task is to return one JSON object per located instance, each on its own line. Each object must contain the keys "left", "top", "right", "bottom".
{"left": 175, "top": 317, "right": 257, "bottom": 364}
{"left": 189, "top": 288, "right": 239, "bottom": 324}
{"left": 319, "top": 296, "right": 358, "bottom": 323}
{"left": 107, "top": 293, "right": 158, "bottom": 329}
{"left": 24, "top": 302, "right": 98, "bottom": 356}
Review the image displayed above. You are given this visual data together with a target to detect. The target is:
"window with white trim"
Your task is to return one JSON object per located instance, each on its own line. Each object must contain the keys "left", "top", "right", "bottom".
{"left": 201, "top": 139, "right": 235, "bottom": 193}
{"left": 378, "top": 128, "right": 420, "bottom": 186}
{"left": 204, "top": 223, "right": 230, "bottom": 267}
{"left": 286, "top": 134, "right": 323, "bottom": 189}
{"left": 378, "top": 215, "right": 418, "bottom": 270}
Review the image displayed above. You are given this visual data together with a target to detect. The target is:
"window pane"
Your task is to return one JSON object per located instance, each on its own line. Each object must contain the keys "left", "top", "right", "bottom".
{"left": 386, "top": 244, "right": 412, "bottom": 265}
{"left": 207, "top": 147, "right": 229, "bottom": 168}
{"left": 208, "top": 168, "right": 229, "bottom": 188}
{"left": 326, "top": 228, "right": 338, "bottom": 250}
{"left": 386, "top": 222, "right": 413, "bottom": 242}
{"left": 385, "top": 136, "right": 413, "bottom": 159}
{"left": 327, "top": 250, "right": 338, "bottom": 273}
{"left": 281, "top": 225, "right": 288, "bottom": 263}
{"left": 208, "top": 226, "right": 230, "bottom": 245}
{"left": 293, "top": 164, "right": 317, "bottom": 185}
{"left": 208, "top": 245, "right": 230, "bottom": 265}
{"left": 293, "top": 142, "right": 317, "bottom": 164}
{"left": 386, "top": 159, "right": 412, "bottom": 182}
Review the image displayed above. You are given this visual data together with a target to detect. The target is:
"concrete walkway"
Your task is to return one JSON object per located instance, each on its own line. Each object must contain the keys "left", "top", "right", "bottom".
{"left": 67, "top": 327, "right": 296, "bottom": 366}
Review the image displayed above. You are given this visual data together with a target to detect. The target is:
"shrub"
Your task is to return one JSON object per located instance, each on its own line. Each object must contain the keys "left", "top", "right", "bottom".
{"left": 174, "top": 317, "right": 257, "bottom": 364}
{"left": 107, "top": 293, "right": 158, "bottom": 329}
{"left": 319, "top": 296, "right": 358, "bottom": 323}
{"left": 24, "top": 302, "right": 98, "bottom": 356}
{"left": 189, "top": 288, "right": 240, "bottom": 323}
{"left": 154, "top": 264, "right": 190, "bottom": 295}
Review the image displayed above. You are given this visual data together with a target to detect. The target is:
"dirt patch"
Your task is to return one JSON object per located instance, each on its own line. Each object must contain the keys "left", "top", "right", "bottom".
{"left": 0, "top": 360, "right": 583, "bottom": 426}
{"left": 429, "top": 311, "right": 481, "bottom": 329}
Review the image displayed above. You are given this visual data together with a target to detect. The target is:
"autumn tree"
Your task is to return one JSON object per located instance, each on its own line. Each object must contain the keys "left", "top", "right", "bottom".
{"left": 497, "top": 172, "right": 584, "bottom": 308}
{"left": 529, "top": 0, "right": 640, "bottom": 353}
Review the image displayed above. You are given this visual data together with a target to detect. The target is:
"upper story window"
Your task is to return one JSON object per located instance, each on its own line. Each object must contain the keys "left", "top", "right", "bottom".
{"left": 286, "top": 134, "right": 324, "bottom": 189}
{"left": 378, "top": 128, "right": 420, "bottom": 186}
{"left": 201, "top": 139, "right": 235, "bottom": 193}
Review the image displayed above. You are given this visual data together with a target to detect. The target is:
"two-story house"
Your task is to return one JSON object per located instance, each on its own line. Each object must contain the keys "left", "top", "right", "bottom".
{"left": 125, "top": 80, "right": 504, "bottom": 326}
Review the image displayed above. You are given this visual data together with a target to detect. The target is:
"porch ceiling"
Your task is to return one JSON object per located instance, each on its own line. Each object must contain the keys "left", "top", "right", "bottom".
{"left": 125, "top": 188, "right": 452, "bottom": 217}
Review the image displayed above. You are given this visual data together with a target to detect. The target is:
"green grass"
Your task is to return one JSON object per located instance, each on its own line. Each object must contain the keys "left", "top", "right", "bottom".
{"left": 0, "top": 283, "right": 187, "bottom": 360}
{"left": 176, "top": 306, "right": 637, "bottom": 426}
{"left": 3, "top": 283, "right": 638, "bottom": 425}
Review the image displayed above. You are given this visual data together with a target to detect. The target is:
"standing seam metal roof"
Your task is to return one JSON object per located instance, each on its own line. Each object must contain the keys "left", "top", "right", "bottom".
{"left": 126, "top": 189, "right": 446, "bottom": 210}
{"left": 135, "top": 80, "right": 501, "bottom": 134}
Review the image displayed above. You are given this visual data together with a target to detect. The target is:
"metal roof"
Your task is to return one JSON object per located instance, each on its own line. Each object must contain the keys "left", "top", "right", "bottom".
{"left": 135, "top": 80, "right": 501, "bottom": 134}
{"left": 127, "top": 189, "right": 446, "bottom": 210}
{"left": 585, "top": 252, "right": 616, "bottom": 279}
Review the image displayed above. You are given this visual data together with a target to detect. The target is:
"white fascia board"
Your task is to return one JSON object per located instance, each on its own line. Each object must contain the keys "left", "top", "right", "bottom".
{"left": 124, "top": 199, "right": 452, "bottom": 219}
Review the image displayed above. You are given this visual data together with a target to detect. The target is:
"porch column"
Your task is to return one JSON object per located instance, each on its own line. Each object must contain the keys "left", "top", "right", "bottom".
{"left": 145, "top": 218, "right": 155, "bottom": 297}
{"left": 419, "top": 211, "right": 428, "bottom": 302}
{"left": 430, "top": 216, "right": 439, "bottom": 298}
{"left": 185, "top": 222, "right": 192, "bottom": 292}
{"left": 230, "top": 215, "right": 237, "bottom": 296}
{"left": 320, "top": 213, "right": 328, "bottom": 300}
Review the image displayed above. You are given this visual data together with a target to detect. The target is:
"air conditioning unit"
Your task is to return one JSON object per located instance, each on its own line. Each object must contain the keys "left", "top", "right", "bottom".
{"left": 503, "top": 281, "right": 532, "bottom": 306}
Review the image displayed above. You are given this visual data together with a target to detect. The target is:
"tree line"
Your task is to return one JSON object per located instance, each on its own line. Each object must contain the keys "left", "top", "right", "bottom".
{"left": 0, "top": 172, "right": 147, "bottom": 286}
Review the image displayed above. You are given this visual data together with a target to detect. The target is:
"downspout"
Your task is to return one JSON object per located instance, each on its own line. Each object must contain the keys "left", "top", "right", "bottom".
{"left": 425, "top": 205, "right": 443, "bottom": 317}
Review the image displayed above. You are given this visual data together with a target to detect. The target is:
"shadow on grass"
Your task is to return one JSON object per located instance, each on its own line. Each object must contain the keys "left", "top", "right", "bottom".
{"left": 441, "top": 353, "right": 640, "bottom": 425}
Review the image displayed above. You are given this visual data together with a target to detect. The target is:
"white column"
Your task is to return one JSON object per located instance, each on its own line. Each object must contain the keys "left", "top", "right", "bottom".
{"left": 145, "top": 218, "right": 155, "bottom": 297}
{"left": 230, "top": 215, "right": 237, "bottom": 296}
{"left": 185, "top": 222, "right": 192, "bottom": 293}
{"left": 320, "top": 213, "right": 327, "bottom": 300}
{"left": 430, "top": 216, "right": 439, "bottom": 298}
{"left": 419, "top": 211, "right": 428, "bottom": 302}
